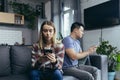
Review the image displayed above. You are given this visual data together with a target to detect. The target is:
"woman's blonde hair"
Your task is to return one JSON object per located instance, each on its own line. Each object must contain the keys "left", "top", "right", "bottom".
{"left": 38, "top": 21, "right": 56, "bottom": 49}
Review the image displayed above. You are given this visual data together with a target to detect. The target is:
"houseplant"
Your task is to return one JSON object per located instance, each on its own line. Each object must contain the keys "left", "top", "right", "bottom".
{"left": 115, "top": 51, "right": 120, "bottom": 80}
{"left": 96, "top": 40, "right": 120, "bottom": 80}
{"left": 56, "top": 32, "right": 63, "bottom": 43}
{"left": 9, "top": 1, "right": 40, "bottom": 29}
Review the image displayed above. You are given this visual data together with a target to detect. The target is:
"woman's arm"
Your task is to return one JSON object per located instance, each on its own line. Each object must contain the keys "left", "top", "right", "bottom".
{"left": 54, "top": 43, "right": 65, "bottom": 69}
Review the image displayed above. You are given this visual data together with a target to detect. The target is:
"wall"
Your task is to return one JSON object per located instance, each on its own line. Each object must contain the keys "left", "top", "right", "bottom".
{"left": 0, "top": 0, "right": 51, "bottom": 45}
{"left": 0, "top": 25, "right": 32, "bottom": 45}
{"left": 83, "top": 26, "right": 120, "bottom": 50}
{"left": 80, "top": 0, "right": 120, "bottom": 50}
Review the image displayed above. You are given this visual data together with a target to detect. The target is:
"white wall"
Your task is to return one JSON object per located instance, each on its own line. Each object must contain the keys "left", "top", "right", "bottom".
{"left": 81, "top": 0, "right": 120, "bottom": 50}
{"left": 83, "top": 26, "right": 120, "bottom": 50}
{"left": 0, "top": 29, "right": 22, "bottom": 45}
{"left": 83, "top": 29, "right": 101, "bottom": 50}
{"left": 0, "top": 26, "right": 32, "bottom": 45}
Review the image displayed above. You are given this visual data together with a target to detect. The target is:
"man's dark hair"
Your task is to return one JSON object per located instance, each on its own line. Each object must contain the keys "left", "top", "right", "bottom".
{"left": 71, "top": 22, "right": 85, "bottom": 32}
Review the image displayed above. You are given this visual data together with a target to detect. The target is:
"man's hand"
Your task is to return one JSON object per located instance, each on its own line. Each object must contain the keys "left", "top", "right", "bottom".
{"left": 87, "top": 45, "right": 97, "bottom": 55}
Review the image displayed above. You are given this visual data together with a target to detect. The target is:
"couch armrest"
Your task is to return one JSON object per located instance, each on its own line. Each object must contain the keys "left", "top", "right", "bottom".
{"left": 89, "top": 54, "right": 108, "bottom": 80}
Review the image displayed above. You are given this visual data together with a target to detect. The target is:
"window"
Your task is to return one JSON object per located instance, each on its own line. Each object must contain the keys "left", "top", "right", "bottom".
{"left": 62, "top": 6, "right": 74, "bottom": 37}
{"left": 61, "top": 0, "right": 79, "bottom": 37}
{"left": 52, "top": 0, "right": 80, "bottom": 38}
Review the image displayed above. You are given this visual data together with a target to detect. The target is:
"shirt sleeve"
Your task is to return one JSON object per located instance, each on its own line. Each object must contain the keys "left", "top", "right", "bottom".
{"left": 31, "top": 43, "right": 40, "bottom": 69}
{"left": 62, "top": 37, "right": 74, "bottom": 49}
{"left": 53, "top": 43, "right": 65, "bottom": 69}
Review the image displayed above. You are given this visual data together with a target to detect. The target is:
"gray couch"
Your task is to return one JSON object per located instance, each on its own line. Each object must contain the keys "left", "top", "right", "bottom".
{"left": 0, "top": 45, "right": 108, "bottom": 80}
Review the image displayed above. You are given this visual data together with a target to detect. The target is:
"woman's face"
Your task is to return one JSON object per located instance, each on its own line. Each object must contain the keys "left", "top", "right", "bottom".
{"left": 42, "top": 24, "right": 54, "bottom": 42}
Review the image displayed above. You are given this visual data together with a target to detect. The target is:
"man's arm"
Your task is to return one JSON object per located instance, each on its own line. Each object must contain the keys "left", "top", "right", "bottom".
{"left": 65, "top": 46, "right": 97, "bottom": 60}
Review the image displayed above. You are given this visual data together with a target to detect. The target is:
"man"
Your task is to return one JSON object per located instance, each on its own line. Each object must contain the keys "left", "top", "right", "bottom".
{"left": 62, "top": 22, "right": 98, "bottom": 80}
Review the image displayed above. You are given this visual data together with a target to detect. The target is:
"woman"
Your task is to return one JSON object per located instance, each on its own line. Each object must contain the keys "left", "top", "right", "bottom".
{"left": 31, "top": 21, "right": 64, "bottom": 80}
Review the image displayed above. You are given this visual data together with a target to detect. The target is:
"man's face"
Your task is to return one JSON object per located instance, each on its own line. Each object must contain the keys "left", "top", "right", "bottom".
{"left": 76, "top": 26, "right": 84, "bottom": 38}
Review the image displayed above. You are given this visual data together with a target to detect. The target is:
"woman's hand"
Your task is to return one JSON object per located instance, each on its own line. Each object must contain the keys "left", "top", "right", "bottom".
{"left": 46, "top": 53, "right": 56, "bottom": 63}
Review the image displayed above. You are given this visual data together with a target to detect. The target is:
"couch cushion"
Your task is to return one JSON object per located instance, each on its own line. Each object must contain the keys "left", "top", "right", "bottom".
{"left": 0, "top": 46, "right": 11, "bottom": 76}
{"left": 0, "top": 74, "right": 30, "bottom": 80}
{"left": 63, "top": 76, "right": 78, "bottom": 80}
{"left": 11, "top": 46, "right": 31, "bottom": 74}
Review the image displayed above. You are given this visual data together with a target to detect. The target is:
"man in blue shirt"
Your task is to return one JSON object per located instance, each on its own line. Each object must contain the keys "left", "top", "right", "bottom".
{"left": 62, "top": 22, "right": 98, "bottom": 80}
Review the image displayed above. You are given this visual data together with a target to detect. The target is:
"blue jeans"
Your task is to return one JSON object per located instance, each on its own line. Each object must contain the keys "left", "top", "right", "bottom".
{"left": 30, "top": 69, "right": 63, "bottom": 80}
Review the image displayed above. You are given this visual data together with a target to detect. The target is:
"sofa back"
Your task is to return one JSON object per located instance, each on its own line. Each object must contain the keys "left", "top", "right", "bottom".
{"left": 0, "top": 46, "right": 11, "bottom": 76}
{"left": 0, "top": 45, "right": 32, "bottom": 76}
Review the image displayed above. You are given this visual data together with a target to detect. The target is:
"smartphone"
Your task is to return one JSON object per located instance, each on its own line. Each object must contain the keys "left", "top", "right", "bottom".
{"left": 44, "top": 49, "right": 53, "bottom": 55}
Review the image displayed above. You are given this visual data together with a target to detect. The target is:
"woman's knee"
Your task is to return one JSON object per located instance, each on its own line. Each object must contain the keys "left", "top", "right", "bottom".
{"left": 31, "top": 70, "right": 40, "bottom": 76}
{"left": 53, "top": 70, "right": 63, "bottom": 79}
{"left": 30, "top": 70, "right": 41, "bottom": 80}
